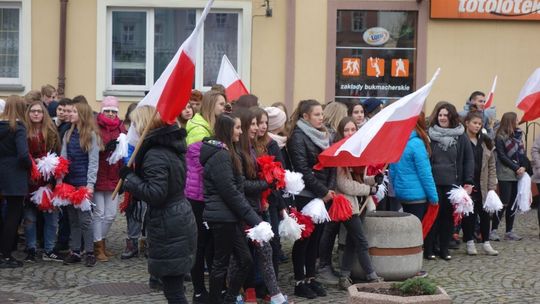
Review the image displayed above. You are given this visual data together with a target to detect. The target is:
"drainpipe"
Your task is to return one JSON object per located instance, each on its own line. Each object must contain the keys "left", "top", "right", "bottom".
{"left": 284, "top": 0, "right": 296, "bottom": 112}
{"left": 58, "top": 0, "right": 68, "bottom": 97}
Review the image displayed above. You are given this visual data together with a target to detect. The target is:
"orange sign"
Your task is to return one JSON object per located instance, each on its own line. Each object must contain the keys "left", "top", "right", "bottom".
{"left": 391, "top": 59, "right": 409, "bottom": 77}
{"left": 366, "top": 57, "right": 384, "bottom": 78}
{"left": 342, "top": 58, "right": 361, "bottom": 77}
{"left": 431, "top": 0, "right": 540, "bottom": 21}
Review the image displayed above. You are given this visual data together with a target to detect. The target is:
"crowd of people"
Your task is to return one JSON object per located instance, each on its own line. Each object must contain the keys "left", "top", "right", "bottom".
{"left": 0, "top": 85, "right": 539, "bottom": 304}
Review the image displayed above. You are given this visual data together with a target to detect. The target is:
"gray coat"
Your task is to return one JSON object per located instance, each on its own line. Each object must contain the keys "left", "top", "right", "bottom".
{"left": 430, "top": 133, "right": 474, "bottom": 186}
{"left": 532, "top": 136, "right": 540, "bottom": 183}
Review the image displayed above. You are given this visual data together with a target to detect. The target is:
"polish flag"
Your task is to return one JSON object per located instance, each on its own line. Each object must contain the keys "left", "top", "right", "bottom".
{"left": 517, "top": 68, "right": 540, "bottom": 123}
{"left": 216, "top": 54, "right": 249, "bottom": 101}
{"left": 484, "top": 75, "right": 497, "bottom": 109}
{"left": 317, "top": 69, "right": 440, "bottom": 168}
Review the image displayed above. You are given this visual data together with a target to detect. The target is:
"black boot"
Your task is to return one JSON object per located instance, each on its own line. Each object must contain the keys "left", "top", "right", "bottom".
{"left": 120, "top": 238, "right": 138, "bottom": 259}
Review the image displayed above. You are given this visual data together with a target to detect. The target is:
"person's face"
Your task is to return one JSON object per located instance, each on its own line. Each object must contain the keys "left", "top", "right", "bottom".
{"left": 232, "top": 118, "right": 242, "bottom": 142}
{"left": 437, "top": 108, "right": 450, "bottom": 128}
{"left": 257, "top": 114, "right": 268, "bottom": 137}
{"left": 190, "top": 100, "right": 201, "bottom": 113}
{"left": 181, "top": 103, "right": 193, "bottom": 121}
{"left": 214, "top": 96, "right": 226, "bottom": 116}
{"left": 70, "top": 107, "right": 79, "bottom": 124}
{"left": 343, "top": 121, "right": 357, "bottom": 138}
{"left": 466, "top": 117, "right": 482, "bottom": 135}
{"left": 103, "top": 109, "right": 118, "bottom": 119}
{"left": 248, "top": 117, "right": 258, "bottom": 140}
{"left": 29, "top": 104, "right": 44, "bottom": 124}
{"left": 56, "top": 105, "right": 66, "bottom": 121}
{"left": 351, "top": 105, "right": 365, "bottom": 124}
{"left": 472, "top": 95, "right": 486, "bottom": 110}
{"left": 303, "top": 105, "right": 324, "bottom": 129}
{"left": 63, "top": 105, "right": 74, "bottom": 122}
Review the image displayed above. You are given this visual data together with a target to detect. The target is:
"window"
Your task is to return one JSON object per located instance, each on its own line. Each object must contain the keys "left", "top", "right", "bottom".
{"left": 351, "top": 12, "right": 366, "bottom": 32}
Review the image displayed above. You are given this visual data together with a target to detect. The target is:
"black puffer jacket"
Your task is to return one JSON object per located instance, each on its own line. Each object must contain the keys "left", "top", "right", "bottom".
{"left": 123, "top": 125, "right": 196, "bottom": 277}
{"left": 287, "top": 126, "right": 336, "bottom": 201}
{"left": 200, "top": 139, "right": 262, "bottom": 226}
{"left": 0, "top": 121, "right": 31, "bottom": 196}
{"left": 241, "top": 151, "right": 269, "bottom": 213}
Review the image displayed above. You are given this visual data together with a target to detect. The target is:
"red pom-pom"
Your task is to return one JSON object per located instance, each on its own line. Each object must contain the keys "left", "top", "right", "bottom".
{"left": 261, "top": 188, "right": 271, "bottom": 211}
{"left": 422, "top": 204, "right": 439, "bottom": 239}
{"left": 328, "top": 194, "right": 352, "bottom": 222}
{"left": 290, "top": 208, "right": 314, "bottom": 239}
{"left": 70, "top": 187, "right": 90, "bottom": 205}
{"left": 52, "top": 183, "right": 75, "bottom": 207}
{"left": 119, "top": 192, "right": 131, "bottom": 213}
{"left": 30, "top": 157, "right": 41, "bottom": 182}
{"left": 54, "top": 157, "right": 70, "bottom": 179}
{"left": 37, "top": 191, "right": 54, "bottom": 212}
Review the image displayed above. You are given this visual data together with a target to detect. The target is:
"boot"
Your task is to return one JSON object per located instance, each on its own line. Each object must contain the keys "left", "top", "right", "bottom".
{"left": 103, "top": 239, "right": 114, "bottom": 257}
{"left": 121, "top": 238, "right": 138, "bottom": 260}
{"left": 139, "top": 239, "right": 147, "bottom": 258}
{"left": 482, "top": 242, "right": 499, "bottom": 256}
{"left": 94, "top": 241, "right": 109, "bottom": 262}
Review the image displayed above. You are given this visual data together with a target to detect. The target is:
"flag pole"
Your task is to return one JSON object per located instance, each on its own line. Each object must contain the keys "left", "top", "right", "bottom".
{"left": 112, "top": 108, "right": 159, "bottom": 200}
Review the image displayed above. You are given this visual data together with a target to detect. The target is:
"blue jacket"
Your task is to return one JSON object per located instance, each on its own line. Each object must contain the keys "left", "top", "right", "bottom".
{"left": 389, "top": 131, "right": 438, "bottom": 203}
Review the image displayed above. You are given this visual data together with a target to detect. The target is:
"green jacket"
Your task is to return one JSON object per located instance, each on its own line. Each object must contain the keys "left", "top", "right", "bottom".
{"left": 186, "top": 113, "right": 212, "bottom": 146}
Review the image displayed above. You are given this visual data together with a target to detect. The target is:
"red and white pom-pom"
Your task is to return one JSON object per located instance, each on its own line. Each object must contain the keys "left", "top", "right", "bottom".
{"left": 279, "top": 212, "right": 304, "bottom": 242}
{"left": 30, "top": 157, "right": 41, "bottom": 182}
{"left": 447, "top": 186, "right": 474, "bottom": 225}
{"left": 246, "top": 221, "right": 274, "bottom": 243}
{"left": 52, "top": 183, "right": 75, "bottom": 207}
{"left": 70, "top": 187, "right": 93, "bottom": 212}
{"left": 284, "top": 170, "right": 305, "bottom": 196}
{"left": 107, "top": 133, "right": 128, "bottom": 165}
{"left": 30, "top": 186, "right": 54, "bottom": 212}
{"left": 328, "top": 194, "right": 352, "bottom": 222}
{"left": 301, "top": 198, "right": 330, "bottom": 224}
{"left": 513, "top": 173, "right": 532, "bottom": 214}
{"left": 484, "top": 190, "right": 503, "bottom": 214}
{"left": 290, "top": 208, "right": 314, "bottom": 239}
{"left": 37, "top": 152, "right": 60, "bottom": 180}
{"left": 374, "top": 181, "right": 387, "bottom": 203}
{"left": 54, "top": 156, "right": 70, "bottom": 179}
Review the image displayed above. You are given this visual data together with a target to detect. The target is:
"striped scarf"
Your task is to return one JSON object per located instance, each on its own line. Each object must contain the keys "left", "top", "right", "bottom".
{"left": 504, "top": 128, "right": 525, "bottom": 163}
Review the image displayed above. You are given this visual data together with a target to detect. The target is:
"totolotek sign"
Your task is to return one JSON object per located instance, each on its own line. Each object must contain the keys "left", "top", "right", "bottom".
{"left": 431, "top": 0, "right": 540, "bottom": 21}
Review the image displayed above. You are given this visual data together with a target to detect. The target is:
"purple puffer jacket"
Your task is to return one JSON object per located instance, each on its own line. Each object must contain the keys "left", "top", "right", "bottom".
{"left": 184, "top": 141, "right": 204, "bottom": 201}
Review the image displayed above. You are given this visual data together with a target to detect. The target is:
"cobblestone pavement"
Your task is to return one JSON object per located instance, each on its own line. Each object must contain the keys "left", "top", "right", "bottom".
{"left": 0, "top": 209, "right": 538, "bottom": 304}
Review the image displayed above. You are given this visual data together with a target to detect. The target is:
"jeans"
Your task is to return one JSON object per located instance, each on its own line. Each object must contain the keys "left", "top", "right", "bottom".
{"left": 126, "top": 201, "right": 147, "bottom": 239}
{"left": 208, "top": 222, "right": 253, "bottom": 304}
{"left": 24, "top": 206, "right": 58, "bottom": 252}
{"left": 189, "top": 199, "right": 214, "bottom": 295}
{"left": 66, "top": 205, "right": 94, "bottom": 253}
{"left": 57, "top": 206, "right": 71, "bottom": 246}
{"left": 319, "top": 221, "right": 340, "bottom": 268}
{"left": 161, "top": 275, "right": 188, "bottom": 304}
{"left": 493, "top": 181, "right": 518, "bottom": 233}
{"left": 262, "top": 210, "right": 281, "bottom": 277}
{"left": 93, "top": 191, "right": 118, "bottom": 242}
{"left": 340, "top": 215, "right": 375, "bottom": 277}
{"left": 0, "top": 196, "right": 24, "bottom": 257}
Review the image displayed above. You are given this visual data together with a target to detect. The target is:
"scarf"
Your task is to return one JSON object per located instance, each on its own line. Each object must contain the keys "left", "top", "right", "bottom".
{"left": 428, "top": 124, "right": 464, "bottom": 151}
{"left": 504, "top": 128, "right": 525, "bottom": 163}
{"left": 268, "top": 132, "right": 287, "bottom": 149}
{"left": 296, "top": 118, "right": 330, "bottom": 150}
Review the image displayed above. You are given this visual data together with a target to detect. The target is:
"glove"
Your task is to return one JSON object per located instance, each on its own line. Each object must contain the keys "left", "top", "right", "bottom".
{"left": 369, "top": 185, "right": 378, "bottom": 195}
{"left": 119, "top": 166, "right": 134, "bottom": 179}
{"left": 105, "top": 139, "right": 118, "bottom": 152}
{"left": 374, "top": 173, "right": 384, "bottom": 185}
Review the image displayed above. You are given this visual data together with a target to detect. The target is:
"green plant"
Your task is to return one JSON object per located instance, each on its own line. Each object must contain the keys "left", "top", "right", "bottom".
{"left": 391, "top": 277, "right": 437, "bottom": 296}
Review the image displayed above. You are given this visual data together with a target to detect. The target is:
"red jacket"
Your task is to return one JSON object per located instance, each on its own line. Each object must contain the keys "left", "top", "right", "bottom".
{"left": 95, "top": 113, "right": 126, "bottom": 191}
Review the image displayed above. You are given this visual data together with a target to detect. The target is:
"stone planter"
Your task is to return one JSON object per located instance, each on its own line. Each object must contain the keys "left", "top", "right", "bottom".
{"left": 348, "top": 282, "right": 452, "bottom": 304}
{"left": 351, "top": 211, "right": 423, "bottom": 281}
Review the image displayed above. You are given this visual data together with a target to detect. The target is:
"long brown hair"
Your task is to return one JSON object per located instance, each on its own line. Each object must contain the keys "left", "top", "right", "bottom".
{"left": 289, "top": 99, "right": 323, "bottom": 134}
{"left": 214, "top": 114, "right": 243, "bottom": 175}
{"left": 66, "top": 102, "right": 103, "bottom": 152}
{"left": 0, "top": 95, "right": 26, "bottom": 131}
{"left": 200, "top": 90, "right": 226, "bottom": 130}
{"left": 25, "top": 101, "right": 60, "bottom": 153}
{"left": 428, "top": 102, "right": 461, "bottom": 129}
{"left": 235, "top": 108, "right": 258, "bottom": 179}
{"left": 496, "top": 112, "right": 518, "bottom": 139}
{"left": 334, "top": 116, "right": 357, "bottom": 142}
{"left": 251, "top": 107, "right": 269, "bottom": 156}
{"left": 415, "top": 112, "right": 432, "bottom": 156}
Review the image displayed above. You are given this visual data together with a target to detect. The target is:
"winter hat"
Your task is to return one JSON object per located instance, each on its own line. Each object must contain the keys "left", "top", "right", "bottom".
{"left": 363, "top": 98, "right": 383, "bottom": 115}
{"left": 0, "top": 98, "right": 5, "bottom": 114}
{"left": 101, "top": 96, "right": 119, "bottom": 113}
{"left": 265, "top": 107, "right": 287, "bottom": 131}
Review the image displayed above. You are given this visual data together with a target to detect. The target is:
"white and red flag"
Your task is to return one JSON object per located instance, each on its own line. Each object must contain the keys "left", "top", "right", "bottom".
{"left": 216, "top": 54, "right": 249, "bottom": 101}
{"left": 517, "top": 68, "right": 540, "bottom": 123}
{"left": 484, "top": 75, "right": 497, "bottom": 109}
{"left": 316, "top": 69, "right": 440, "bottom": 168}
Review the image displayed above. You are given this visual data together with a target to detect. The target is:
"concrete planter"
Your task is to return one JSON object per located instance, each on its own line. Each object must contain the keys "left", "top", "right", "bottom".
{"left": 352, "top": 211, "right": 423, "bottom": 281}
{"left": 348, "top": 282, "right": 452, "bottom": 304}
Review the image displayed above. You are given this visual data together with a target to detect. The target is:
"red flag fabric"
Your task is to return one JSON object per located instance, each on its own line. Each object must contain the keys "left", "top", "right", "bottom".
{"left": 216, "top": 54, "right": 249, "bottom": 101}
{"left": 517, "top": 68, "right": 540, "bottom": 123}
{"left": 317, "top": 69, "right": 440, "bottom": 168}
{"left": 422, "top": 204, "right": 439, "bottom": 239}
{"left": 484, "top": 75, "right": 497, "bottom": 109}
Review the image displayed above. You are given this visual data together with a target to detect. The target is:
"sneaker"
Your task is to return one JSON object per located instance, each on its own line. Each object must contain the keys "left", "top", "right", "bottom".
{"left": 192, "top": 291, "right": 209, "bottom": 304}
{"left": 466, "top": 241, "right": 478, "bottom": 255}
{"left": 43, "top": 251, "right": 64, "bottom": 262}
{"left": 338, "top": 276, "right": 353, "bottom": 291}
{"left": 0, "top": 256, "right": 23, "bottom": 268}
{"left": 504, "top": 231, "right": 522, "bottom": 241}
{"left": 317, "top": 265, "right": 339, "bottom": 285}
{"left": 85, "top": 253, "right": 97, "bottom": 267}
{"left": 489, "top": 230, "right": 500, "bottom": 241}
{"left": 366, "top": 272, "right": 384, "bottom": 283}
{"left": 482, "top": 242, "right": 499, "bottom": 256}
{"left": 24, "top": 249, "right": 37, "bottom": 263}
{"left": 448, "top": 239, "right": 460, "bottom": 250}
{"left": 307, "top": 279, "right": 326, "bottom": 297}
{"left": 63, "top": 252, "right": 81, "bottom": 265}
{"left": 294, "top": 282, "right": 317, "bottom": 299}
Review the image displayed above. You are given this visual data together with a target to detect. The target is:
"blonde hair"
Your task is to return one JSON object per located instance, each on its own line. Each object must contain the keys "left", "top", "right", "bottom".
{"left": 200, "top": 90, "right": 226, "bottom": 130}
{"left": 66, "top": 102, "right": 103, "bottom": 152}
{"left": 130, "top": 105, "right": 166, "bottom": 136}
{"left": 25, "top": 101, "right": 61, "bottom": 153}
{"left": 0, "top": 95, "right": 27, "bottom": 131}
{"left": 323, "top": 101, "right": 348, "bottom": 131}
{"left": 24, "top": 90, "right": 42, "bottom": 104}
{"left": 41, "top": 84, "right": 56, "bottom": 98}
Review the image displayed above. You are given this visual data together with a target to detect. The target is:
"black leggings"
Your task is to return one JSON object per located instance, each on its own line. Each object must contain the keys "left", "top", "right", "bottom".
{"left": 189, "top": 199, "right": 214, "bottom": 295}
{"left": 292, "top": 196, "right": 323, "bottom": 281}
{"left": 492, "top": 181, "right": 518, "bottom": 233}
{"left": 462, "top": 198, "right": 491, "bottom": 243}
{"left": 0, "top": 196, "right": 24, "bottom": 257}
{"left": 161, "top": 275, "right": 188, "bottom": 304}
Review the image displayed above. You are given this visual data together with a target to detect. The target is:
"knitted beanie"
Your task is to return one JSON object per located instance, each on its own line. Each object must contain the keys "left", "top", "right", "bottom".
{"left": 265, "top": 107, "right": 287, "bottom": 131}
{"left": 101, "top": 96, "right": 119, "bottom": 112}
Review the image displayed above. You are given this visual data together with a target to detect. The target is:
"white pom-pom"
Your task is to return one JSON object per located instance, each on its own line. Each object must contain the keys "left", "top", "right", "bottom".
{"left": 284, "top": 170, "right": 305, "bottom": 196}
{"left": 513, "top": 173, "right": 532, "bottom": 214}
{"left": 37, "top": 152, "right": 59, "bottom": 180}
{"left": 374, "top": 182, "right": 387, "bottom": 202}
{"left": 279, "top": 213, "right": 304, "bottom": 242}
{"left": 246, "top": 221, "right": 275, "bottom": 243}
{"left": 75, "top": 198, "right": 93, "bottom": 212}
{"left": 301, "top": 198, "right": 330, "bottom": 224}
{"left": 447, "top": 185, "right": 474, "bottom": 218}
{"left": 484, "top": 190, "right": 503, "bottom": 214}
{"left": 52, "top": 197, "right": 70, "bottom": 207}
{"left": 107, "top": 133, "right": 128, "bottom": 165}
{"left": 30, "top": 186, "right": 52, "bottom": 206}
